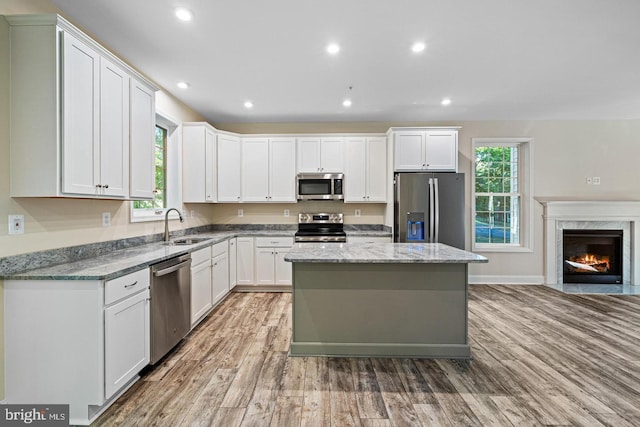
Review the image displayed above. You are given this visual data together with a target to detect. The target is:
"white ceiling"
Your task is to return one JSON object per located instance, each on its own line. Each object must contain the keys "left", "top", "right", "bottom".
{"left": 50, "top": 0, "right": 640, "bottom": 123}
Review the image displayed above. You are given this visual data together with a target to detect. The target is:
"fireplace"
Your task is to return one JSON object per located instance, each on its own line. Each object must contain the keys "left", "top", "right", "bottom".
{"left": 562, "top": 229, "right": 623, "bottom": 284}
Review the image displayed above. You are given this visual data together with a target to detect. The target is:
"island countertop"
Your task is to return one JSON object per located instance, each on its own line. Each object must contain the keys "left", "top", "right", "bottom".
{"left": 285, "top": 242, "right": 488, "bottom": 264}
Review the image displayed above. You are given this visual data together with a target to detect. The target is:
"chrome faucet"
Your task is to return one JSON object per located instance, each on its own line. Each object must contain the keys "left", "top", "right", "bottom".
{"left": 164, "top": 208, "right": 185, "bottom": 242}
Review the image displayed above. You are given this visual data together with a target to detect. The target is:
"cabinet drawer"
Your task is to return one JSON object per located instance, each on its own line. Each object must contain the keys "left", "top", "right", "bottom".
{"left": 212, "top": 241, "right": 228, "bottom": 257}
{"left": 255, "top": 236, "right": 294, "bottom": 248}
{"left": 105, "top": 268, "right": 150, "bottom": 305}
{"left": 191, "top": 247, "right": 211, "bottom": 265}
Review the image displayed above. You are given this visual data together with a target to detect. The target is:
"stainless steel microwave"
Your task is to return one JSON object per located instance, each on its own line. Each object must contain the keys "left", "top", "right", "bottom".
{"left": 296, "top": 173, "right": 344, "bottom": 201}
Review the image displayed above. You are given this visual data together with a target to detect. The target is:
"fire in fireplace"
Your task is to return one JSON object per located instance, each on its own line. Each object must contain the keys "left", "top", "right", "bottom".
{"left": 562, "top": 229, "right": 622, "bottom": 284}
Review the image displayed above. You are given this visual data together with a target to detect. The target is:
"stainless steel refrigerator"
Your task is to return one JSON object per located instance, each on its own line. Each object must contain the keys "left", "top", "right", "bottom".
{"left": 394, "top": 172, "right": 465, "bottom": 249}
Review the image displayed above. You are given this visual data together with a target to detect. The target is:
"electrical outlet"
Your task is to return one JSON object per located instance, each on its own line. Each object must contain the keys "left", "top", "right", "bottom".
{"left": 238, "top": 209, "right": 244, "bottom": 217}
{"left": 284, "top": 209, "right": 290, "bottom": 217}
{"left": 355, "top": 209, "right": 361, "bottom": 217}
{"left": 8, "top": 214, "right": 24, "bottom": 235}
{"left": 586, "top": 177, "right": 592, "bottom": 185}
{"left": 190, "top": 210, "right": 195, "bottom": 218}
{"left": 592, "top": 176, "right": 601, "bottom": 185}
{"left": 102, "top": 212, "right": 111, "bottom": 227}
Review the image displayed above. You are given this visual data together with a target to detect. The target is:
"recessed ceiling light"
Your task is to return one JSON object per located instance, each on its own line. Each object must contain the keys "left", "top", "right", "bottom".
{"left": 411, "top": 42, "right": 426, "bottom": 53}
{"left": 176, "top": 81, "right": 190, "bottom": 89}
{"left": 175, "top": 7, "right": 193, "bottom": 22}
{"left": 342, "top": 99, "right": 352, "bottom": 107}
{"left": 327, "top": 43, "right": 340, "bottom": 55}
{"left": 441, "top": 98, "right": 452, "bottom": 106}
{"left": 244, "top": 101, "right": 254, "bottom": 109}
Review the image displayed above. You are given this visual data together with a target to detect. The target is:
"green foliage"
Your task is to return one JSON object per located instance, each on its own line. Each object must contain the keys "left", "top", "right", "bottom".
{"left": 133, "top": 126, "right": 167, "bottom": 210}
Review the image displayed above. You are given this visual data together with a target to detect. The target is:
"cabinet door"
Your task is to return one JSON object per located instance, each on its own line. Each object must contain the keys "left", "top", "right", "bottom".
{"left": 104, "top": 289, "right": 150, "bottom": 398}
{"left": 269, "top": 138, "right": 296, "bottom": 202}
{"left": 61, "top": 31, "right": 100, "bottom": 195}
{"left": 217, "top": 134, "right": 241, "bottom": 202}
{"left": 228, "top": 238, "right": 237, "bottom": 289}
{"left": 394, "top": 131, "right": 426, "bottom": 171}
{"left": 212, "top": 252, "right": 229, "bottom": 305}
{"left": 320, "top": 137, "right": 344, "bottom": 172}
{"left": 242, "top": 138, "right": 270, "bottom": 201}
{"left": 129, "top": 79, "right": 156, "bottom": 199}
{"left": 205, "top": 128, "right": 217, "bottom": 202}
{"left": 274, "top": 248, "right": 292, "bottom": 285}
{"left": 296, "top": 137, "right": 321, "bottom": 172}
{"left": 191, "top": 260, "right": 212, "bottom": 326}
{"left": 344, "top": 137, "right": 367, "bottom": 202}
{"left": 99, "top": 58, "right": 129, "bottom": 198}
{"left": 366, "top": 137, "right": 387, "bottom": 202}
{"left": 255, "top": 248, "right": 275, "bottom": 285}
{"left": 424, "top": 130, "right": 458, "bottom": 171}
{"left": 182, "top": 126, "right": 206, "bottom": 202}
{"left": 236, "top": 237, "right": 255, "bottom": 285}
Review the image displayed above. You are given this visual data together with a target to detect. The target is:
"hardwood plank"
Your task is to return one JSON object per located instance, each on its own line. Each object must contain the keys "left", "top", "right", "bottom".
{"left": 269, "top": 396, "right": 303, "bottom": 427}
{"left": 91, "top": 287, "right": 640, "bottom": 427}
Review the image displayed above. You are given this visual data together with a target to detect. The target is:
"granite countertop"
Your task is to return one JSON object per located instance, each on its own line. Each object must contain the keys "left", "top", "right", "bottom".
{"left": 285, "top": 243, "right": 488, "bottom": 264}
{"left": 1, "top": 226, "right": 393, "bottom": 281}
{"left": 3, "top": 230, "right": 291, "bottom": 281}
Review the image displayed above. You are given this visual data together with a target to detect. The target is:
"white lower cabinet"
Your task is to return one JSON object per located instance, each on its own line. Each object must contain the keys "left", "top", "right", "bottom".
{"left": 211, "top": 241, "right": 230, "bottom": 304}
{"left": 4, "top": 267, "right": 150, "bottom": 426}
{"left": 190, "top": 247, "right": 213, "bottom": 327}
{"left": 236, "top": 237, "right": 255, "bottom": 285}
{"left": 229, "top": 237, "right": 238, "bottom": 289}
{"left": 254, "top": 237, "right": 293, "bottom": 286}
{"left": 104, "top": 288, "right": 150, "bottom": 398}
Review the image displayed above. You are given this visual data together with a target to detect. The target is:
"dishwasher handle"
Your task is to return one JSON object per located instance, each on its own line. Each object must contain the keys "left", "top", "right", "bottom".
{"left": 153, "top": 259, "right": 191, "bottom": 277}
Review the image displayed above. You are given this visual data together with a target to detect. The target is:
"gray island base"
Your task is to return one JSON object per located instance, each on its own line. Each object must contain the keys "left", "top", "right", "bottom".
{"left": 285, "top": 243, "right": 488, "bottom": 359}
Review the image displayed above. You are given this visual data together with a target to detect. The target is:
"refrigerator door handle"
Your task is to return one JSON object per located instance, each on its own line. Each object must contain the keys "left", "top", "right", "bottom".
{"left": 434, "top": 178, "right": 440, "bottom": 243}
{"left": 428, "top": 178, "right": 435, "bottom": 243}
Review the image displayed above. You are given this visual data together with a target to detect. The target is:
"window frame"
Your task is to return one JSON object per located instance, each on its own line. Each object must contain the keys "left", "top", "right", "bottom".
{"left": 130, "top": 111, "right": 182, "bottom": 223}
{"left": 471, "top": 137, "right": 534, "bottom": 253}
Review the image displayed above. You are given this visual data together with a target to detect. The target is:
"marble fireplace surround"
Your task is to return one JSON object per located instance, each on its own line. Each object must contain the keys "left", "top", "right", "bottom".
{"left": 541, "top": 201, "right": 640, "bottom": 285}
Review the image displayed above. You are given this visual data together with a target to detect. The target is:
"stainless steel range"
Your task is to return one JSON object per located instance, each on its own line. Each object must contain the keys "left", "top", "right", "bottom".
{"left": 295, "top": 213, "right": 347, "bottom": 243}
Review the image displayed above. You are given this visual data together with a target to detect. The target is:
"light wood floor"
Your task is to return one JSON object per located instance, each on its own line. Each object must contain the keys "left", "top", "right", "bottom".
{"left": 94, "top": 285, "right": 640, "bottom": 426}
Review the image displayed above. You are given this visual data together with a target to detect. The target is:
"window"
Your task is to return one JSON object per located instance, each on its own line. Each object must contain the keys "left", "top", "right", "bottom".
{"left": 130, "top": 112, "right": 181, "bottom": 222}
{"left": 472, "top": 138, "right": 533, "bottom": 252}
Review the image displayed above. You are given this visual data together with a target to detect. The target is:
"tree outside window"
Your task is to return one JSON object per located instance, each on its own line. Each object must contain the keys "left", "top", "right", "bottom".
{"left": 472, "top": 138, "right": 532, "bottom": 252}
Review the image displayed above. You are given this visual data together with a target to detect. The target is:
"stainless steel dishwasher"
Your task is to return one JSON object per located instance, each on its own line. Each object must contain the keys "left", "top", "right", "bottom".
{"left": 149, "top": 254, "right": 192, "bottom": 364}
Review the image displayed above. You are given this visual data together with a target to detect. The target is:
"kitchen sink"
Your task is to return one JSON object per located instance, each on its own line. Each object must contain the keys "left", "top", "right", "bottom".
{"left": 168, "top": 237, "right": 211, "bottom": 245}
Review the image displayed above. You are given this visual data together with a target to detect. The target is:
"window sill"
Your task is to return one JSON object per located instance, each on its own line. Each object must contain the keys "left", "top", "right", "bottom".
{"left": 472, "top": 244, "right": 533, "bottom": 253}
{"left": 130, "top": 208, "right": 167, "bottom": 223}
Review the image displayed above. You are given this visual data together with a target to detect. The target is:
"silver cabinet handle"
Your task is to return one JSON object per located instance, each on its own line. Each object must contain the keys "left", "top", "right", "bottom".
{"left": 124, "top": 281, "right": 138, "bottom": 289}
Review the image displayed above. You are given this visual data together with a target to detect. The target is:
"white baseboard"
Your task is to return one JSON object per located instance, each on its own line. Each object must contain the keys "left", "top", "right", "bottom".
{"left": 469, "top": 275, "right": 544, "bottom": 285}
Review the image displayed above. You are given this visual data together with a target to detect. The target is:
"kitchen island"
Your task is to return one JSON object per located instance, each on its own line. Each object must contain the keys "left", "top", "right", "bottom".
{"left": 285, "top": 243, "right": 487, "bottom": 359}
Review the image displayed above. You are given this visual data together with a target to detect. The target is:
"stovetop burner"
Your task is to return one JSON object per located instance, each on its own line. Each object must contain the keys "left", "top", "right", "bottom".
{"left": 295, "top": 213, "right": 346, "bottom": 243}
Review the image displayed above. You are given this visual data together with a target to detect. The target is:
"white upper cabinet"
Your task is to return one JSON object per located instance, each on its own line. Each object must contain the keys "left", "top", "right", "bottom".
{"left": 217, "top": 133, "right": 242, "bottom": 202}
{"left": 242, "top": 137, "right": 295, "bottom": 202}
{"left": 129, "top": 78, "right": 156, "bottom": 200}
{"left": 393, "top": 129, "right": 458, "bottom": 172}
{"left": 345, "top": 137, "right": 387, "bottom": 202}
{"left": 8, "top": 15, "right": 157, "bottom": 199}
{"left": 182, "top": 123, "right": 217, "bottom": 203}
{"left": 269, "top": 138, "right": 296, "bottom": 201}
{"left": 61, "top": 31, "right": 101, "bottom": 196}
{"left": 100, "top": 58, "right": 130, "bottom": 198}
{"left": 296, "top": 137, "right": 344, "bottom": 173}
